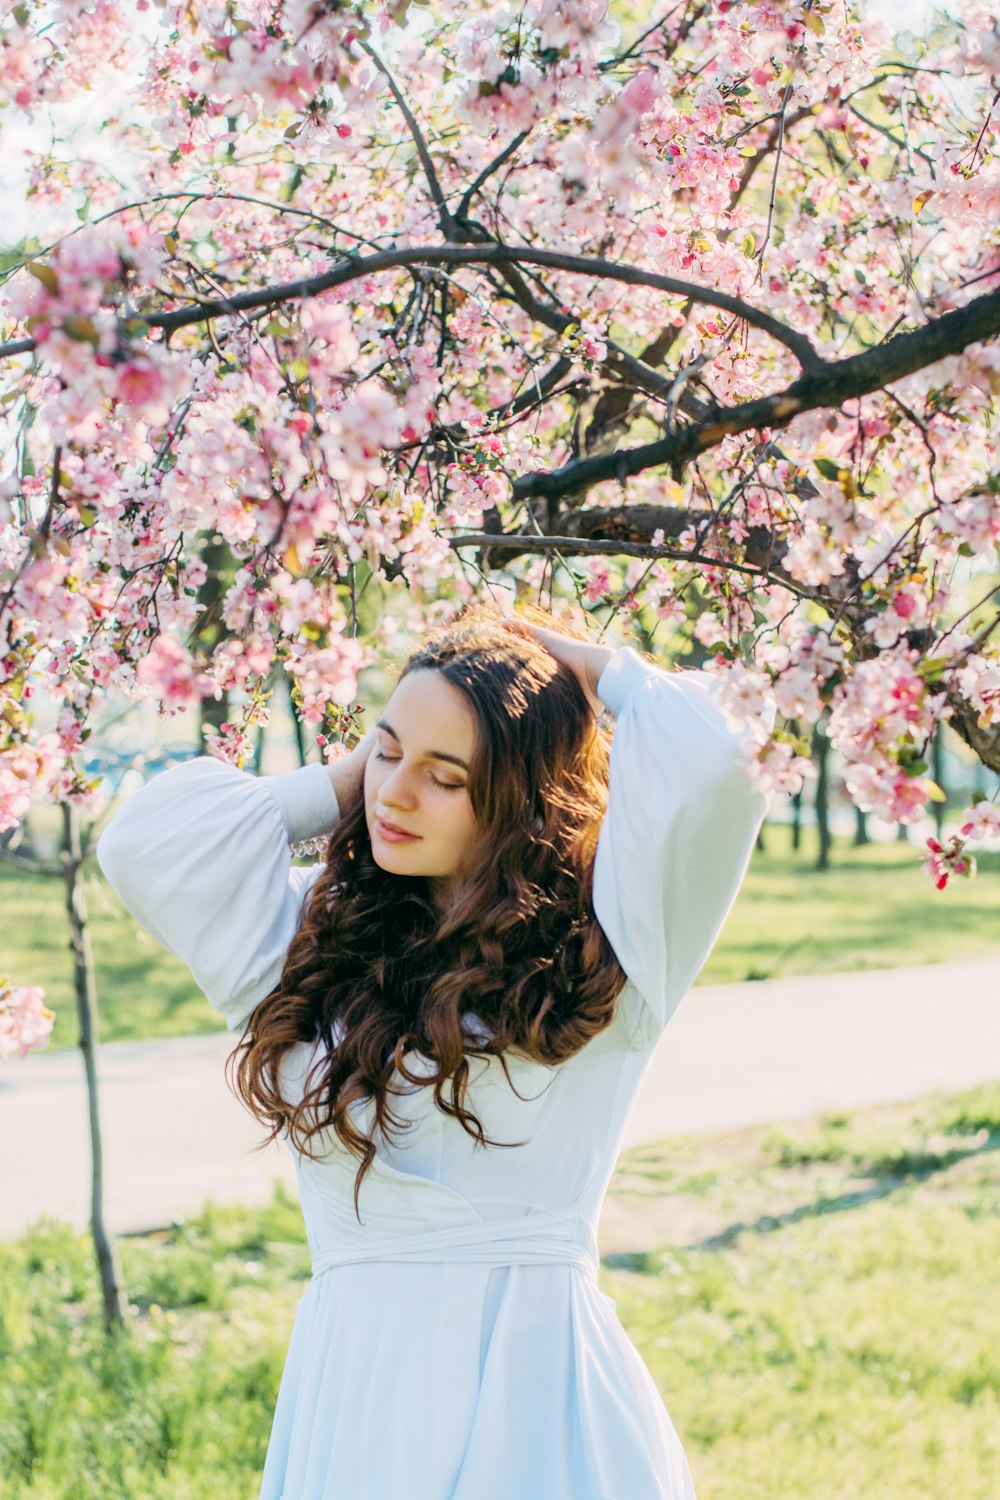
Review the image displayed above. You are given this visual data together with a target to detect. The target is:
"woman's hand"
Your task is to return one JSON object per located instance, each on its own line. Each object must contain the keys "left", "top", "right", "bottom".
{"left": 509, "top": 620, "right": 614, "bottom": 716}
{"left": 325, "top": 729, "right": 376, "bottom": 809}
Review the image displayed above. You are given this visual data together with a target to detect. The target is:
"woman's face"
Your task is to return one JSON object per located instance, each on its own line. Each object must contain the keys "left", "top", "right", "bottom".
{"left": 364, "top": 668, "right": 479, "bottom": 887}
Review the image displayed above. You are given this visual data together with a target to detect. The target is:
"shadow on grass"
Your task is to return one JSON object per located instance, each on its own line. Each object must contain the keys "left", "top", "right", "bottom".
{"left": 601, "top": 1130, "right": 1000, "bottom": 1271}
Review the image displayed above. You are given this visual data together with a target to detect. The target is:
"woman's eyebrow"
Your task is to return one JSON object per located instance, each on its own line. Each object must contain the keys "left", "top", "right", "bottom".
{"left": 375, "top": 719, "right": 470, "bottom": 771}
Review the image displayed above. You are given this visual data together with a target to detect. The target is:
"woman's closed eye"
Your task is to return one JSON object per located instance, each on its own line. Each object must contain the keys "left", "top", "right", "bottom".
{"left": 375, "top": 749, "right": 465, "bottom": 791}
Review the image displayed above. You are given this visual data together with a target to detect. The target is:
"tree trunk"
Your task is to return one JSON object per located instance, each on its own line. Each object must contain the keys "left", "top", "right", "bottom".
{"left": 199, "top": 692, "right": 230, "bottom": 743}
{"left": 289, "top": 680, "right": 308, "bottom": 769}
{"left": 932, "top": 728, "right": 947, "bottom": 840}
{"left": 195, "top": 533, "right": 234, "bottom": 752}
{"left": 813, "top": 721, "right": 831, "bottom": 872}
{"left": 853, "top": 805, "right": 870, "bottom": 846}
{"left": 790, "top": 787, "right": 803, "bottom": 852}
{"left": 62, "top": 804, "right": 127, "bottom": 1334}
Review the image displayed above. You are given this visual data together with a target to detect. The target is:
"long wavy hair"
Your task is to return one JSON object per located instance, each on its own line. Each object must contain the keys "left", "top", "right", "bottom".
{"left": 229, "top": 604, "right": 627, "bottom": 1214}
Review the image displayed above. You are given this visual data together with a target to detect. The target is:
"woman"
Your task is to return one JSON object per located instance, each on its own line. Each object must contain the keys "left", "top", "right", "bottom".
{"left": 97, "top": 606, "right": 769, "bottom": 1500}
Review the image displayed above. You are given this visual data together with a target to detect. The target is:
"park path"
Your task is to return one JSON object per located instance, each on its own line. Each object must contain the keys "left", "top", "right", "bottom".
{"left": 1, "top": 956, "right": 998, "bottom": 1241}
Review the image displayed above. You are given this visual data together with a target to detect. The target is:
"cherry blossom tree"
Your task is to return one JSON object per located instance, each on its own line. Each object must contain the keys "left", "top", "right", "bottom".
{"left": 2, "top": 0, "right": 1000, "bottom": 1066}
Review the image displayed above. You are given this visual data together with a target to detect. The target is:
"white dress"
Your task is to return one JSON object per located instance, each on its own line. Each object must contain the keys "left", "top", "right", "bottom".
{"left": 97, "top": 646, "right": 768, "bottom": 1500}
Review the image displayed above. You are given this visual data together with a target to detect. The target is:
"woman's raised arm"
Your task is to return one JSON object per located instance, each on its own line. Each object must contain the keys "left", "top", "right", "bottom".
{"left": 96, "top": 754, "right": 348, "bottom": 1034}
{"left": 592, "top": 648, "right": 771, "bottom": 1051}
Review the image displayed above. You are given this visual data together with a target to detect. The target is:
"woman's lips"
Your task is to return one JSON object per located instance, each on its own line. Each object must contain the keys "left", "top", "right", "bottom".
{"left": 375, "top": 817, "right": 420, "bottom": 844}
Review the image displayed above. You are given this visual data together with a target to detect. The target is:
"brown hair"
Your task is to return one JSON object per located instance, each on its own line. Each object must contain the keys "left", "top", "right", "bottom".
{"left": 229, "top": 604, "right": 626, "bottom": 1214}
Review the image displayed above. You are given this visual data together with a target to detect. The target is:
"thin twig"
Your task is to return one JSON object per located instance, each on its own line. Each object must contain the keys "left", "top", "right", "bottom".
{"left": 455, "top": 131, "right": 532, "bottom": 223}
{"left": 357, "top": 38, "right": 456, "bottom": 238}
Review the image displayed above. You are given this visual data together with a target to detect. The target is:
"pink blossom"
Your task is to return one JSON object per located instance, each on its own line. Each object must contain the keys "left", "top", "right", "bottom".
{"left": 923, "top": 833, "right": 977, "bottom": 890}
{"left": 135, "top": 635, "right": 207, "bottom": 711}
{"left": 844, "top": 763, "right": 930, "bottom": 824}
{"left": 952, "top": 656, "right": 1000, "bottom": 728}
{"left": 114, "top": 350, "right": 184, "bottom": 426}
{"left": 745, "top": 736, "right": 815, "bottom": 798}
{"left": 959, "top": 800, "right": 1000, "bottom": 840}
{"left": 583, "top": 560, "right": 610, "bottom": 604}
{"left": 287, "top": 638, "right": 369, "bottom": 722}
{"left": 0, "top": 982, "right": 54, "bottom": 1061}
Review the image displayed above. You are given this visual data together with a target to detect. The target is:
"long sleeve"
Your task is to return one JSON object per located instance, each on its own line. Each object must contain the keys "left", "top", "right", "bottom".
{"left": 593, "top": 648, "right": 771, "bottom": 1052}
{"left": 96, "top": 757, "right": 342, "bottom": 1033}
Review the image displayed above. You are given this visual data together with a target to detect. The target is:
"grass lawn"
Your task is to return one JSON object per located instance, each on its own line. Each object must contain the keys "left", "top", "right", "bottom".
{"left": 1, "top": 823, "right": 998, "bottom": 1051}
{"left": 699, "top": 823, "right": 1000, "bottom": 985}
{"left": 2, "top": 1081, "right": 998, "bottom": 1498}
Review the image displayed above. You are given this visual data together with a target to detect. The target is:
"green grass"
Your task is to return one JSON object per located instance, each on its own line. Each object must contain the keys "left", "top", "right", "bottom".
{"left": 1, "top": 823, "right": 998, "bottom": 1050}
{"left": 3, "top": 1082, "right": 999, "bottom": 1499}
{"left": 699, "top": 823, "right": 1000, "bottom": 985}
{"left": 0, "top": 1191, "right": 310, "bottom": 1500}
{"left": 0, "top": 863, "right": 222, "bottom": 1051}
{"left": 603, "top": 1081, "right": 1000, "bottom": 1499}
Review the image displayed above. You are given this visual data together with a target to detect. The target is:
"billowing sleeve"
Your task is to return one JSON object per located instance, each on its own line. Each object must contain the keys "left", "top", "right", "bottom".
{"left": 96, "top": 757, "right": 341, "bottom": 1034}
{"left": 593, "top": 648, "right": 771, "bottom": 1052}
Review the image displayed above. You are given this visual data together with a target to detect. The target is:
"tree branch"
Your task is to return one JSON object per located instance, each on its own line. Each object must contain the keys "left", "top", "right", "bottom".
{"left": 946, "top": 690, "right": 1000, "bottom": 775}
{"left": 0, "top": 847, "right": 63, "bottom": 878}
{"left": 0, "top": 243, "right": 820, "bottom": 368}
{"left": 506, "top": 285, "right": 1000, "bottom": 500}
{"left": 449, "top": 530, "right": 768, "bottom": 579}
{"left": 455, "top": 131, "right": 532, "bottom": 223}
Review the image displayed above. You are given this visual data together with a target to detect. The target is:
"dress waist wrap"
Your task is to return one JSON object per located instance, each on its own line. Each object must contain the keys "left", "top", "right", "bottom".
{"left": 310, "top": 1207, "right": 599, "bottom": 1281}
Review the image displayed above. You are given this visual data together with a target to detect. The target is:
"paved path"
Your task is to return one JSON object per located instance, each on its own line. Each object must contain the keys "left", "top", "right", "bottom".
{"left": 2, "top": 957, "right": 998, "bottom": 1240}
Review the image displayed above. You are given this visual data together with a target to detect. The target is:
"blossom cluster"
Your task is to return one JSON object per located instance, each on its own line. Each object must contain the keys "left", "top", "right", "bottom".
{"left": 0, "top": 981, "right": 53, "bottom": 1061}
{"left": 0, "top": 0, "right": 996, "bottom": 984}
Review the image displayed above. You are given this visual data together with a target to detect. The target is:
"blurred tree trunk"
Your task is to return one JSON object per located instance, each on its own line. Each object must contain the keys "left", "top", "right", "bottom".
{"left": 853, "top": 806, "right": 870, "bottom": 846}
{"left": 62, "top": 804, "right": 127, "bottom": 1334}
{"left": 932, "top": 728, "right": 947, "bottom": 840}
{"left": 195, "top": 535, "right": 233, "bottom": 751}
{"left": 289, "top": 680, "right": 308, "bottom": 768}
{"left": 813, "top": 721, "right": 831, "bottom": 872}
{"left": 790, "top": 788, "right": 803, "bottom": 852}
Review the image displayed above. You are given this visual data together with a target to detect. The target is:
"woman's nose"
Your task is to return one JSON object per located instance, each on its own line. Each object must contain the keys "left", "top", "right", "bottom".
{"left": 380, "top": 763, "right": 417, "bottom": 808}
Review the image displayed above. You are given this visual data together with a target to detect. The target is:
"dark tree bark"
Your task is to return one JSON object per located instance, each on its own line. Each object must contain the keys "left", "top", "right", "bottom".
{"left": 812, "top": 721, "right": 831, "bottom": 873}
{"left": 193, "top": 534, "right": 234, "bottom": 752}
{"left": 932, "top": 729, "right": 947, "bottom": 841}
{"left": 289, "top": 680, "right": 308, "bottom": 769}
{"left": 853, "top": 806, "right": 870, "bottom": 847}
{"left": 791, "top": 787, "right": 803, "bottom": 853}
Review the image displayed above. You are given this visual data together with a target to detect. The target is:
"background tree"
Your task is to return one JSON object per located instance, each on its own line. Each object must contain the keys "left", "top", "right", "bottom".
{"left": 1, "top": 804, "right": 125, "bottom": 1330}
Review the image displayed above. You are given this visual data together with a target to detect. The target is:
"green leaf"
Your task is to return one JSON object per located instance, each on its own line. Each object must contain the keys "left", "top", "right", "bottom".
{"left": 916, "top": 656, "right": 950, "bottom": 685}
{"left": 814, "top": 457, "right": 841, "bottom": 482}
{"left": 27, "top": 261, "right": 58, "bottom": 295}
{"left": 61, "top": 315, "right": 99, "bottom": 344}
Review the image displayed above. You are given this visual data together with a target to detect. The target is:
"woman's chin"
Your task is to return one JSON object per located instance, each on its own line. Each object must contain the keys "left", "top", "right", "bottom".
{"left": 371, "top": 844, "right": 423, "bottom": 875}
